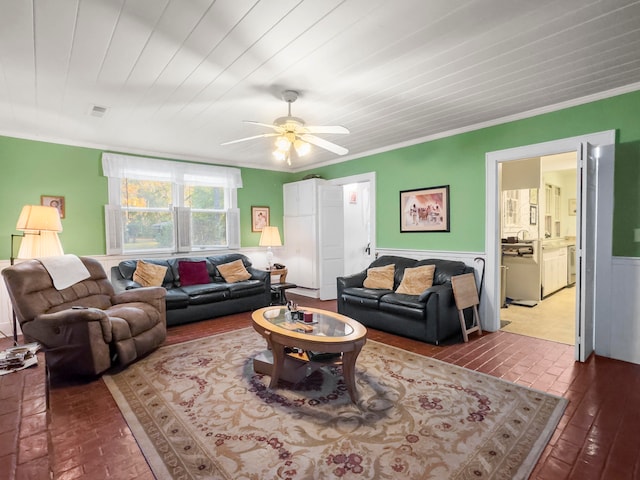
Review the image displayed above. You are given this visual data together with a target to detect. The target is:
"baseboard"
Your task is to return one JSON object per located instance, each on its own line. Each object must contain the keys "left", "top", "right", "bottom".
{"left": 288, "top": 287, "right": 319, "bottom": 299}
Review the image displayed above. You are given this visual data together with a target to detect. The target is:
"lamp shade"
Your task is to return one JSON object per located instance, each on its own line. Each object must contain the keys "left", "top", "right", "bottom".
{"left": 259, "top": 226, "right": 282, "bottom": 247}
{"left": 273, "top": 149, "right": 287, "bottom": 161}
{"left": 275, "top": 135, "right": 292, "bottom": 151}
{"left": 15, "top": 205, "right": 64, "bottom": 259}
{"left": 17, "top": 231, "right": 64, "bottom": 259}
{"left": 294, "top": 139, "right": 311, "bottom": 156}
{"left": 16, "top": 205, "right": 63, "bottom": 232}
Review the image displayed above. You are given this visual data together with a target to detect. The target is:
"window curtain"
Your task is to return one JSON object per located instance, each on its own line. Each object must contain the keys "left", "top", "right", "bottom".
{"left": 101, "top": 153, "right": 243, "bottom": 188}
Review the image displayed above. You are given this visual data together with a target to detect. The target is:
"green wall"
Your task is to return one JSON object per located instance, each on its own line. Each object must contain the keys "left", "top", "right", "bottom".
{"left": 297, "top": 89, "right": 640, "bottom": 257}
{"left": 0, "top": 136, "right": 289, "bottom": 259}
{"left": 2, "top": 89, "right": 639, "bottom": 259}
{"left": 0, "top": 139, "right": 107, "bottom": 258}
{"left": 239, "top": 167, "right": 292, "bottom": 246}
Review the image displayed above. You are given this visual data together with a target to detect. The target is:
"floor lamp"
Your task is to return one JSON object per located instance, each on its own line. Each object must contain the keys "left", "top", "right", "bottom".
{"left": 9, "top": 205, "right": 64, "bottom": 344}
{"left": 259, "top": 226, "right": 282, "bottom": 270}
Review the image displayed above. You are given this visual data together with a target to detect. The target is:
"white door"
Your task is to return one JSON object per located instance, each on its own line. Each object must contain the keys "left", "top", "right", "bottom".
{"left": 318, "top": 184, "right": 344, "bottom": 300}
{"left": 343, "top": 181, "right": 374, "bottom": 275}
{"left": 329, "top": 174, "right": 376, "bottom": 276}
{"left": 576, "top": 142, "right": 596, "bottom": 361}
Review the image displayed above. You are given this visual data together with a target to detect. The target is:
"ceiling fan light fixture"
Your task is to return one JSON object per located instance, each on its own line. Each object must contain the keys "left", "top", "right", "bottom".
{"left": 294, "top": 139, "right": 311, "bottom": 156}
{"left": 223, "top": 89, "right": 349, "bottom": 165}
{"left": 273, "top": 149, "right": 287, "bottom": 161}
{"left": 275, "top": 135, "right": 291, "bottom": 150}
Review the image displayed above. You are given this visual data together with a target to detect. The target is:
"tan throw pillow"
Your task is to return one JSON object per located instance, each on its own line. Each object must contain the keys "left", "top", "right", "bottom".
{"left": 217, "top": 259, "right": 251, "bottom": 283}
{"left": 395, "top": 265, "right": 436, "bottom": 295}
{"left": 133, "top": 260, "right": 168, "bottom": 287}
{"left": 363, "top": 264, "right": 395, "bottom": 290}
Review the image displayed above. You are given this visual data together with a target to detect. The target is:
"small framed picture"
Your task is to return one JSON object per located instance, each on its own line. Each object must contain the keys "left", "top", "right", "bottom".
{"left": 529, "top": 188, "right": 538, "bottom": 205}
{"left": 400, "top": 185, "right": 450, "bottom": 233}
{"left": 251, "top": 206, "right": 270, "bottom": 232}
{"left": 530, "top": 205, "right": 538, "bottom": 225}
{"left": 41, "top": 195, "right": 65, "bottom": 218}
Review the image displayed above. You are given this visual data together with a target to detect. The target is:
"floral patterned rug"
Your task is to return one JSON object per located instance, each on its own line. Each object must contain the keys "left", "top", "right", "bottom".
{"left": 103, "top": 328, "right": 566, "bottom": 479}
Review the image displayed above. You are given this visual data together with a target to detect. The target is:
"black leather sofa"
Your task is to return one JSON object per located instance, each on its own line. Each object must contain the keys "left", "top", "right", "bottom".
{"left": 337, "top": 255, "right": 473, "bottom": 345}
{"left": 111, "top": 253, "right": 270, "bottom": 326}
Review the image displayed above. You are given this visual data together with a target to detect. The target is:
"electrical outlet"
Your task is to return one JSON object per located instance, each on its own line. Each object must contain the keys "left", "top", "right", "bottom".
{"left": 635, "top": 228, "right": 640, "bottom": 242}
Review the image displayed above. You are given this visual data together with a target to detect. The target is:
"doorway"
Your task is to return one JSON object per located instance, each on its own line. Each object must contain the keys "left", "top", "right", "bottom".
{"left": 316, "top": 172, "right": 376, "bottom": 300}
{"left": 499, "top": 152, "right": 577, "bottom": 345}
{"left": 485, "top": 131, "right": 615, "bottom": 362}
{"left": 326, "top": 172, "right": 376, "bottom": 276}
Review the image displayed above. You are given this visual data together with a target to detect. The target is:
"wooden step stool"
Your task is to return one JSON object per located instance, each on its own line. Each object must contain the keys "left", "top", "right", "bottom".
{"left": 451, "top": 273, "right": 483, "bottom": 342}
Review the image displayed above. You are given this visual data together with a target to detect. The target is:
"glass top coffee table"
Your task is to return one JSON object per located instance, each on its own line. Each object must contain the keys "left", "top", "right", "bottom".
{"left": 251, "top": 306, "right": 367, "bottom": 402}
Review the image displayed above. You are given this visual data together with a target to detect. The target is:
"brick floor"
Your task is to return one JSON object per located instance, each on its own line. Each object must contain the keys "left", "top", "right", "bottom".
{"left": 0, "top": 351, "right": 49, "bottom": 480}
{"left": 1, "top": 293, "right": 639, "bottom": 479}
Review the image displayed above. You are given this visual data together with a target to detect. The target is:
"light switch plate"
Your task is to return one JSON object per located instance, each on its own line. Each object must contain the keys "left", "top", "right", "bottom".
{"left": 635, "top": 228, "right": 640, "bottom": 242}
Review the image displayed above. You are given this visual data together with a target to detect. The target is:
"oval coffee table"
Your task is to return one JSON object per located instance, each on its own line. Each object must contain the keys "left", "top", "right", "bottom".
{"left": 251, "top": 306, "right": 367, "bottom": 402}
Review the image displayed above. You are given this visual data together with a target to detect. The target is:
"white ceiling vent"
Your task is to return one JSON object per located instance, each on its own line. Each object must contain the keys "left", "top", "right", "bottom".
{"left": 89, "top": 105, "right": 108, "bottom": 117}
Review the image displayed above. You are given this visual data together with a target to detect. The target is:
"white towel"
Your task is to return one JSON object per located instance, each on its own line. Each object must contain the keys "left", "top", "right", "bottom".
{"left": 38, "top": 254, "right": 91, "bottom": 290}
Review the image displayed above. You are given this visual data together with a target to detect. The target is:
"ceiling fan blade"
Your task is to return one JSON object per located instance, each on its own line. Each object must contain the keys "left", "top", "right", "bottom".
{"left": 221, "top": 133, "right": 279, "bottom": 146}
{"left": 301, "top": 134, "right": 349, "bottom": 155}
{"left": 303, "top": 125, "right": 350, "bottom": 134}
{"left": 243, "top": 120, "right": 283, "bottom": 132}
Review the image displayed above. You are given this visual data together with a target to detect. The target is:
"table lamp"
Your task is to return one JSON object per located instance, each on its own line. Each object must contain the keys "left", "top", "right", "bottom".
{"left": 13, "top": 205, "right": 64, "bottom": 260}
{"left": 9, "top": 205, "right": 64, "bottom": 344}
{"left": 258, "top": 226, "right": 281, "bottom": 270}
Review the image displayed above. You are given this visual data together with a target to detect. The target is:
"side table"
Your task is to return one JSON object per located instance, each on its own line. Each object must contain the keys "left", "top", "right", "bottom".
{"left": 265, "top": 267, "right": 297, "bottom": 305}
{"left": 266, "top": 266, "right": 288, "bottom": 283}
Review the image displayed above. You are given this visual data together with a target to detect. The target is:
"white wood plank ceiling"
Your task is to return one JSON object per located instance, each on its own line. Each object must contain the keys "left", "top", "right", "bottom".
{"left": 1, "top": 0, "right": 639, "bottom": 171}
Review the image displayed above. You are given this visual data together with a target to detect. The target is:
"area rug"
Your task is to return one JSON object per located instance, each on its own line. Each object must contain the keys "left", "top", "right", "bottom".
{"left": 103, "top": 328, "right": 566, "bottom": 479}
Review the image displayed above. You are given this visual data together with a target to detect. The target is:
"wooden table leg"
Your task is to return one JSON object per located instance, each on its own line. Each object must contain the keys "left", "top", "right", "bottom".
{"left": 342, "top": 340, "right": 365, "bottom": 403}
{"left": 269, "top": 341, "right": 285, "bottom": 389}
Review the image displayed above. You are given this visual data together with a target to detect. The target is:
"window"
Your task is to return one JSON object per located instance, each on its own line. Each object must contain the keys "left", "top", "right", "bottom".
{"left": 122, "top": 179, "right": 174, "bottom": 251}
{"left": 184, "top": 184, "right": 228, "bottom": 249}
{"left": 102, "top": 153, "right": 242, "bottom": 254}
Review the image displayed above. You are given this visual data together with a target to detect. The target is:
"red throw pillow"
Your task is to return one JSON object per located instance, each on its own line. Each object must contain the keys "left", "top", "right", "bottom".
{"left": 178, "top": 260, "right": 210, "bottom": 286}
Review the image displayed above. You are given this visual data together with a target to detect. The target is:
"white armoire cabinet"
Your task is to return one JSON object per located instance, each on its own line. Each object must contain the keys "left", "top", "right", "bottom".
{"left": 283, "top": 179, "right": 322, "bottom": 290}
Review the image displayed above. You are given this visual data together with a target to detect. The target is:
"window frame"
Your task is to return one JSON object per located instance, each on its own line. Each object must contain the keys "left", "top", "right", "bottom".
{"left": 182, "top": 183, "right": 231, "bottom": 251}
{"left": 118, "top": 178, "right": 177, "bottom": 254}
{"left": 103, "top": 154, "right": 241, "bottom": 255}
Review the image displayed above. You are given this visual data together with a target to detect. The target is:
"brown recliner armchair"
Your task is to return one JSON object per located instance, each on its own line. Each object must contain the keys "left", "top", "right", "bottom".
{"left": 2, "top": 256, "right": 166, "bottom": 378}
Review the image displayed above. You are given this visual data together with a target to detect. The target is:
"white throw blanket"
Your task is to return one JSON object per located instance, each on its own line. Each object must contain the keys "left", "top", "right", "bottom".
{"left": 38, "top": 254, "right": 91, "bottom": 290}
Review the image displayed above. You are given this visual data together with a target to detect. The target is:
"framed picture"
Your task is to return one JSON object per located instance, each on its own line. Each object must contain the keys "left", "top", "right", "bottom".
{"left": 529, "top": 188, "right": 538, "bottom": 205}
{"left": 41, "top": 195, "right": 65, "bottom": 218}
{"left": 568, "top": 198, "right": 577, "bottom": 216}
{"left": 251, "top": 206, "right": 270, "bottom": 232}
{"left": 400, "top": 185, "right": 450, "bottom": 232}
{"left": 530, "top": 205, "right": 538, "bottom": 225}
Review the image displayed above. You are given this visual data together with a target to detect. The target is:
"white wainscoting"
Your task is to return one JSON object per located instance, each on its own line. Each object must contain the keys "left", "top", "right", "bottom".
{"left": 371, "top": 249, "right": 640, "bottom": 365}
{"left": 0, "top": 260, "right": 15, "bottom": 340}
{"left": 0, "top": 248, "right": 485, "bottom": 337}
{"left": 603, "top": 257, "right": 640, "bottom": 365}
{"left": 2, "top": 251, "right": 638, "bottom": 365}
{"left": 0, "top": 248, "right": 269, "bottom": 339}
{"left": 376, "top": 248, "right": 491, "bottom": 326}
{"left": 375, "top": 247, "right": 485, "bottom": 267}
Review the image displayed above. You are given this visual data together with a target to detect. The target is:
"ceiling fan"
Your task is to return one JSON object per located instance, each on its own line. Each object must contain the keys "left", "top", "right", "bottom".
{"left": 221, "top": 90, "right": 349, "bottom": 165}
